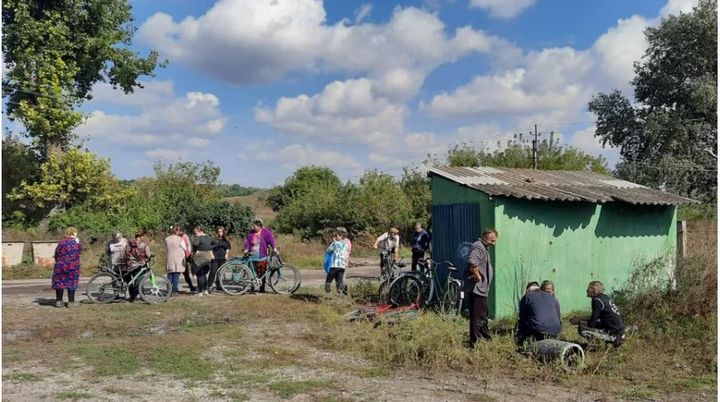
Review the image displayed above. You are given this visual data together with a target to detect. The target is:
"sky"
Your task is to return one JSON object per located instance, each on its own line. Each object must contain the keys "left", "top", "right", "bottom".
{"left": 18, "top": 0, "right": 702, "bottom": 187}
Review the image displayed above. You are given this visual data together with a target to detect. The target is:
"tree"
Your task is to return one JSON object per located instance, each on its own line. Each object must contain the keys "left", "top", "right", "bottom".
{"left": 588, "top": 0, "right": 717, "bottom": 202}
{"left": 348, "top": 170, "right": 412, "bottom": 234}
{"left": 266, "top": 166, "right": 342, "bottom": 212}
{"left": 2, "top": 0, "right": 163, "bottom": 157}
{"left": 2, "top": 134, "right": 41, "bottom": 223}
{"left": 442, "top": 139, "right": 610, "bottom": 174}
{"left": 8, "top": 148, "right": 132, "bottom": 210}
{"left": 400, "top": 168, "right": 431, "bottom": 227}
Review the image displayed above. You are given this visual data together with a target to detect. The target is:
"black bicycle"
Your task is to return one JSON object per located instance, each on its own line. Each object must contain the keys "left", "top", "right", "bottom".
{"left": 388, "top": 258, "right": 463, "bottom": 314}
{"left": 378, "top": 252, "right": 406, "bottom": 303}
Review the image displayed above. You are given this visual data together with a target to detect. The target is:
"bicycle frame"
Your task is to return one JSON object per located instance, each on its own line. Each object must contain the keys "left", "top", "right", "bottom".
{"left": 103, "top": 264, "right": 152, "bottom": 295}
{"left": 225, "top": 255, "right": 270, "bottom": 288}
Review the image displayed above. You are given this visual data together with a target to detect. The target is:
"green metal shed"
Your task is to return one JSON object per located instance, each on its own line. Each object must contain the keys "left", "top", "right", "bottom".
{"left": 428, "top": 166, "right": 695, "bottom": 318}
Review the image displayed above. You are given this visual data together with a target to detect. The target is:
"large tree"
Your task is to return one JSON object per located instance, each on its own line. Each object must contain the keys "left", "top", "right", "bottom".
{"left": 2, "top": 0, "right": 163, "bottom": 157}
{"left": 588, "top": 0, "right": 717, "bottom": 202}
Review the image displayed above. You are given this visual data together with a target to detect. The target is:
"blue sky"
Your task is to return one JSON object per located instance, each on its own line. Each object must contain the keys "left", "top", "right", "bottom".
{"left": 41, "top": 0, "right": 699, "bottom": 186}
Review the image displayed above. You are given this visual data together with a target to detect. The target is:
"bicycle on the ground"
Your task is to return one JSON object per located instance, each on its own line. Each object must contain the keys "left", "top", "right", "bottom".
{"left": 217, "top": 250, "right": 301, "bottom": 295}
{"left": 388, "top": 258, "right": 463, "bottom": 314}
{"left": 86, "top": 258, "right": 171, "bottom": 304}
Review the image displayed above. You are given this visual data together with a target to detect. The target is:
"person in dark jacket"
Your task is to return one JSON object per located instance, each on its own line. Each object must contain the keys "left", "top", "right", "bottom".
{"left": 541, "top": 280, "right": 561, "bottom": 321}
{"left": 410, "top": 223, "right": 430, "bottom": 272}
{"left": 516, "top": 282, "right": 562, "bottom": 346}
{"left": 464, "top": 228, "right": 498, "bottom": 346}
{"left": 208, "top": 226, "right": 231, "bottom": 294}
{"left": 570, "top": 281, "right": 626, "bottom": 347}
{"left": 192, "top": 226, "right": 217, "bottom": 296}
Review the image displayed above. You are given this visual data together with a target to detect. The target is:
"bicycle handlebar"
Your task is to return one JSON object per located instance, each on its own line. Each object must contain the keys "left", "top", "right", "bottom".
{"left": 423, "top": 258, "right": 456, "bottom": 270}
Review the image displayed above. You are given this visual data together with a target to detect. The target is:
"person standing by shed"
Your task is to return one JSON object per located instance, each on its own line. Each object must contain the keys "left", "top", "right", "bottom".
{"left": 410, "top": 223, "right": 430, "bottom": 272}
{"left": 465, "top": 228, "right": 498, "bottom": 347}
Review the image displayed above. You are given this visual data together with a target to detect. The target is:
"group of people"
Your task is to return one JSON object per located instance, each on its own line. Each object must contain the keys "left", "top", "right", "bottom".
{"left": 50, "top": 218, "right": 279, "bottom": 306}
{"left": 465, "top": 228, "right": 626, "bottom": 349}
{"left": 372, "top": 223, "right": 431, "bottom": 275}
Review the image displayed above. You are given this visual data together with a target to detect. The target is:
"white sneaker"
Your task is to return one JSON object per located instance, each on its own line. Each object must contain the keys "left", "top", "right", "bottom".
{"left": 203, "top": 290, "right": 209, "bottom": 295}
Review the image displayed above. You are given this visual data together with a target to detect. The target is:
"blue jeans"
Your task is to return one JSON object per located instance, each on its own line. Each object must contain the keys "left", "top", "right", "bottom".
{"left": 167, "top": 272, "right": 180, "bottom": 293}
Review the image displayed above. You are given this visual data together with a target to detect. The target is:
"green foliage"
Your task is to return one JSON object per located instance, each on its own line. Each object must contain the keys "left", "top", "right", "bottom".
{"left": 218, "top": 183, "right": 262, "bottom": 197}
{"left": 588, "top": 0, "right": 717, "bottom": 202}
{"left": 268, "top": 167, "right": 417, "bottom": 238}
{"left": 2, "top": 0, "right": 163, "bottom": 156}
{"left": 8, "top": 148, "right": 132, "bottom": 211}
{"left": 348, "top": 170, "right": 413, "bottom": 232}
{"left": 2, "top": 134, "right": 43, "bottom": 224}
{"left": 400, "top": 168, "right": 431, "bottom": 228}
{"left": 47, "top": 160, "right": 252, "bottom": 237}
{"left": 266, "top": 166, "right": 342, "bottom": 212}
{"left": 678, "top": 203, "right": 717, "bottom": 221}
{"left": 445, "top": 139, "right": 609, "bottom": 174}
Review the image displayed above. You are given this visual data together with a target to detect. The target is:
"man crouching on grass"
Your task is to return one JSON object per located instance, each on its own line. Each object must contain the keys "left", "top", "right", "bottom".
{"left": 465, "top": 228, "right": 498, "bottom": 347}
{"left": 570, "top": 281, "right": 626, "bottom": 348}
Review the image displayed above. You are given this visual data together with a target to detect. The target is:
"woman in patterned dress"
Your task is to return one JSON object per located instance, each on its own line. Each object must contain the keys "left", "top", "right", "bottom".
{"left": 52, "top": 227, "right": 83, "bottom": 308}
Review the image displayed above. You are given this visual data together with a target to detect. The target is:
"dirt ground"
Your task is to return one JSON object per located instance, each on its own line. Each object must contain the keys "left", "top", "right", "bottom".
{"left": 2, "top": 260, "right": 715, "bottom": 401}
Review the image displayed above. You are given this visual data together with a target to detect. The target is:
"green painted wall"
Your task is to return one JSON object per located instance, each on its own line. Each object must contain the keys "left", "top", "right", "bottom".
{"left": 430, "top": 175, "right": 677, "bottom": 319}
{"left": 492, "top": 198, "right": 677, "bottom": 318}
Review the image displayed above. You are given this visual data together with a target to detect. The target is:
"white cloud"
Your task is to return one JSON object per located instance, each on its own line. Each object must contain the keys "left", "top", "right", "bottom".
{"left": 249, "top": 143, "right": 361, "bottom": 171}
{"left": 77, "top": 82, "right": 227, "bottom": 160}
{"left": 89, "top": 80, "right": 175, "bottom": 107}
{"left": 469, "top": 0, "right": 535, "bottom": 19}
{"left": 660, "top": 0, "right": 697, "bottom": 17}
{"left": 570, "top": 125, "right": 621, "bottom": 164}
{"left": 424, "top": 47, "right": 593, "bottom": 119}
{"left": 138, "top": 2, "right": 506, "bottom": 84}
{"left": 354, "top": 3, "right": 373, "bottom": 24}
{"left": 591, "top": 16, "right": 650, "bottom": 91}
{"left": 255, "top": 78, "right": 407, "bottom": 146}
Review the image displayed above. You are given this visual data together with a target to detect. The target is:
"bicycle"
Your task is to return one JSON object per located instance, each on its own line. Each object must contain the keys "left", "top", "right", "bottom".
{"left": 217, "top": 250, "right": 301, "bottom": 295}
{"left": 388, "top": 258, "right": 463, "bottom": 315}
{"left": 377, "top": 252, "right": 405, "bottom": 303}
{"left": 86, "top": 258, "right": 171, "bottom": 304}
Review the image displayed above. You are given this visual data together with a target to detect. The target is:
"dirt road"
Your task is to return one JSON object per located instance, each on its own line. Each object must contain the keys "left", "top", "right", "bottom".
{"left": 2, "top": 258, "right": 384, "bottom": 306}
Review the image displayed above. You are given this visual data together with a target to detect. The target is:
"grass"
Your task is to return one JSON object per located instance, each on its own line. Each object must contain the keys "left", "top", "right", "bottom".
{"left": 2, "top": 224, "right": 716, "bottom": 400}
{"left": 5, "top": 372, "right": 41, "bottom": 382}
{"left": 55, "top": 391, "right": 93, "bottom": 400}
{"left": 268, "top": 379, "right": 335, "bottom": 398}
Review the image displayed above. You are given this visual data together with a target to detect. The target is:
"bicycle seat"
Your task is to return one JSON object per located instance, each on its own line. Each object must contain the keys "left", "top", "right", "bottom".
{"left": 396, "top": 262, "right": 407, "bottom": 268}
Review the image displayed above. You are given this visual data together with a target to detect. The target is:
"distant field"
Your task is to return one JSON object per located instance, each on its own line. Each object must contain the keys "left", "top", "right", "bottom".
{"left": 224, "top": 191, "right": 276, "bottom": 224}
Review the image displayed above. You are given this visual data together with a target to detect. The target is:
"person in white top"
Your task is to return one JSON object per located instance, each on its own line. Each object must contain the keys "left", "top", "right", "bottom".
{"left": 373, "top": 227, "right": 400, "bottom": 277}
{"left": 106, "top": 230, "right": 128, "bottom": 271}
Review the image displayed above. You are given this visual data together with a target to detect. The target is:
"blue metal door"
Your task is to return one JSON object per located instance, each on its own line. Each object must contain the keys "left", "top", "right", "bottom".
{"left": 430, "top": 203, "right": 481, "bottom": 287}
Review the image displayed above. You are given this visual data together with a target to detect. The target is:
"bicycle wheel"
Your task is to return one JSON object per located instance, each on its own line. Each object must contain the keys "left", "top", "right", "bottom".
{"left": 218, "top": 263, "right": 254, "bottom": 295}
{"left": 378, "top": 279, "right": 392, "bottom": 304}
{"left": 86, "top": 272, "right": 121, "bottom": 303}
{"left": 440, "top": 280, "right": 462, "bottom": 315}
{"left": 268, "top": 265, "right": 301, "bottom": 294}
{"left": 389, "top": 275, "right": 423, "bottom": 307}
{"left": 139, "top": 274, "right": 171, "bottom": 304}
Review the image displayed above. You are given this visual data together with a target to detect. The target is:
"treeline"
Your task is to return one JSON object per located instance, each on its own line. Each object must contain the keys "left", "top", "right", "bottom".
{"left": 2, "top": 141, "right": 252, "bottom": 237}
{"left": 265, "top": 167, "right": 430, "bottom": 240}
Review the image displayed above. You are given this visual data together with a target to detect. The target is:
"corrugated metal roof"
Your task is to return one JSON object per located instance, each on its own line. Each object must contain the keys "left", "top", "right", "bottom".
{"left": 428, "top": 166, "right": 697, "bottom": 205}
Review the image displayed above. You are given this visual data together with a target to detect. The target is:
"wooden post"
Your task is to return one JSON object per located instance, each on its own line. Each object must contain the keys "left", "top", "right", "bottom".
{"left": 677, "top": 220, "right": 687, "bottom": 259}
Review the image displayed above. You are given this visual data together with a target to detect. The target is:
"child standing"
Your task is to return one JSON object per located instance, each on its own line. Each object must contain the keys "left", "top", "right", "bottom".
{"left": 325, "top": 229, "right": 349, "bottom": 294}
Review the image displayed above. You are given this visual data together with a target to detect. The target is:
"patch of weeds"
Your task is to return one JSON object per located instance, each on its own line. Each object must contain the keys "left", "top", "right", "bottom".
{"left": 148, "top": 345, "right": 214, "bottom": 381}
{"left": 55, "top": 391, "right": 92, "bottom": 400}
{"left": 75, "top": 344, "right": 140, "bottom": 376}
{"left": 5, "top": 372, "right": 41, "bottom": 382}
{"left": 672, "top": 374, "right": 716, "bottom": 391}
{"left": 354, "top": 367, "right": 390, "bottom": 378}
{"left": 223, "top": 369, "right": 266, "bottom": 386}
{"left": 103, "top": 386, "right": 134, "bottom": 395}
{"left": 621, "top": 385, "right": 656, "bottom": 399}
{"left": 268, "top": 379, "right": 335, "bottom": 398}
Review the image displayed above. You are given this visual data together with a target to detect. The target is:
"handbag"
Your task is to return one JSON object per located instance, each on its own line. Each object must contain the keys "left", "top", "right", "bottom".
{"left": 323, "top": 251, "right": 333, "bottom": 273}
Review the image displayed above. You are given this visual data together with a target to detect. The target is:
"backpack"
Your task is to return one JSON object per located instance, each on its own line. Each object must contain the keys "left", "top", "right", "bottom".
{"left": 125, "top": 240, "right": 149, "bottom": 270}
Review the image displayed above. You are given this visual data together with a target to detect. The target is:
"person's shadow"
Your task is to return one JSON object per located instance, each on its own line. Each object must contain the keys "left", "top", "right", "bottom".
{"left": 34, "top": 298, "right": 58, "bottom": 306}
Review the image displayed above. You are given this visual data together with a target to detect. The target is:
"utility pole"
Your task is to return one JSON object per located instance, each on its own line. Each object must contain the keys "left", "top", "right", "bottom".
{"left": 531, "top": 124, "right": 538, "bottom": 170}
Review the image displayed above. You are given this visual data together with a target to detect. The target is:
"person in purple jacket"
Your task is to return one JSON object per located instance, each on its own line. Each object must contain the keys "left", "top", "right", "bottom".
{"left": 242, "top": 218, "right": 277, "bottom": 293}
